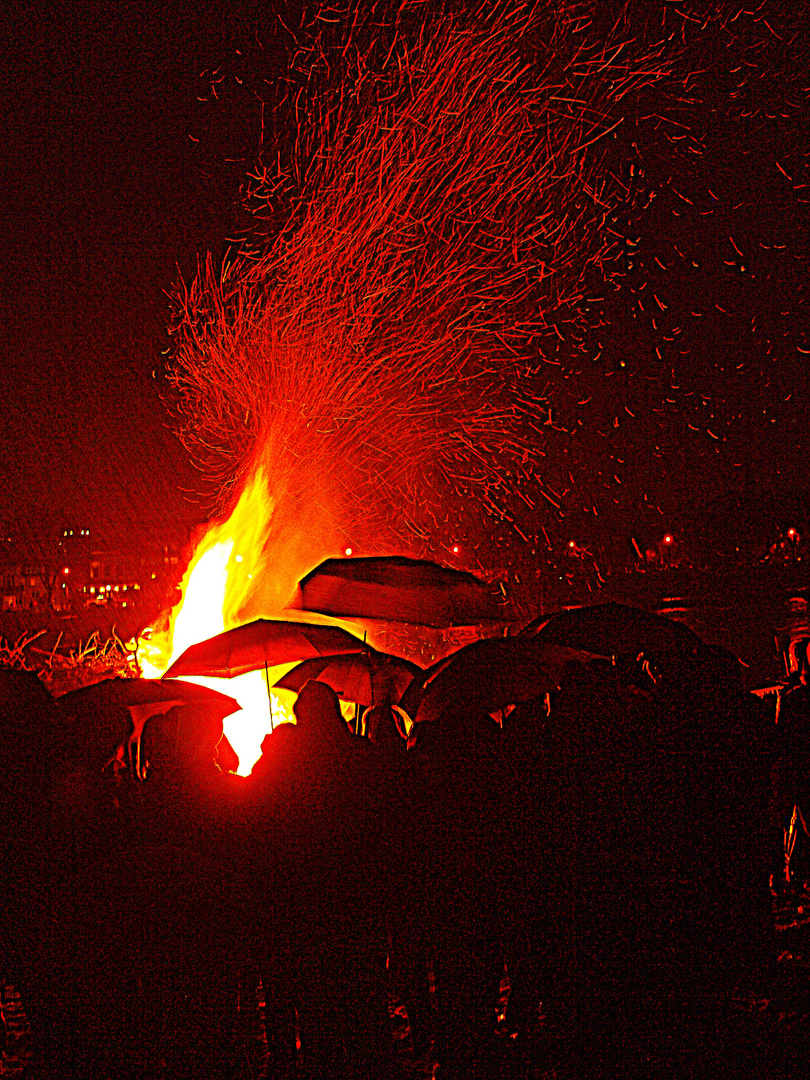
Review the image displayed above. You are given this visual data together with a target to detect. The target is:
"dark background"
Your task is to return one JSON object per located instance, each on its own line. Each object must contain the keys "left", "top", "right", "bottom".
{"left": 0, "top": 0, "right": 283, "bottom": 542}
{"left": 0, "top": 0, "right": 807, "bottom": 564}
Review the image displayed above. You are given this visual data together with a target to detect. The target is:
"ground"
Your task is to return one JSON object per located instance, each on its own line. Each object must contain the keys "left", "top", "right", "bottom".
{"left": 2, "top": 882, "right": 809, "bottom": 1078}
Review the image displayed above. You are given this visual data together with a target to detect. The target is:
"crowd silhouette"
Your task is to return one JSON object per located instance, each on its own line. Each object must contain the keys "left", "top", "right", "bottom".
{"left": 0, "top": 612, "right": 798, "bottom": 1078}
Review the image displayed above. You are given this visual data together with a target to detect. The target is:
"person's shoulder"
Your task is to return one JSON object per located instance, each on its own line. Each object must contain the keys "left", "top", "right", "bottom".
{"left": 348, "top": 732, "right": 379, "bottom": 762}
{"left": 252, "top": 722, "right": 300, "bottom": 771}
{"left": 265, "top": 720, "right": 299, "bottom": 744}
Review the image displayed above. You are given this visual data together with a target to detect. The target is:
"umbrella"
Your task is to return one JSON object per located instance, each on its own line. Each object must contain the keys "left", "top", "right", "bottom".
{"left": 273, "top": 649, "right": 421, "bottom": 707}
{"left": 399, "top": 636, "right": 599, "bottom": 722}
{"left": 403, "top": 636, "right": 566, "bottom": 726}
{"left": 289, "top": 555, "right": 504, "bottom": 627}
{"left": 56, "top": 677, "right": 243, "bottom": 779}
{"left": 521, "top": 601, "right": 707, "bottom": 661}
{"left": 57, "top": 676, "right": 241, "bottom": 716}
{"left": 163, "top": 619, "right": 369, "bottom": 680}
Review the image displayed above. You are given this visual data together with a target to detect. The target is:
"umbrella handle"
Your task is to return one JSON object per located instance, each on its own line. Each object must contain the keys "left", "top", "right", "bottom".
{"left": 265, "top": 661, "right": 274, "bottom": 732}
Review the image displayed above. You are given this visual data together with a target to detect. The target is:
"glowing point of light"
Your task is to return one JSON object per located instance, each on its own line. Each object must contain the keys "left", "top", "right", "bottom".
{"left": 345, "top": 547, "right": 353, "bottom": 555}
{"left": 63, "top": 567, "right": 70, "bottom": 574}
{"left": 568, "top": 541, "right": 575, "bottom": 548}
{"left": 788, "top": 528, "right": 797, "bottom": 538}
{"left": 235, "top": 554, "right": 243, "bottom": 562}
{"left": 663, "top": 534, "right": 673, "bottom": 545}
{"left": 452, "top": 545, "right": 459, "bottom": 553}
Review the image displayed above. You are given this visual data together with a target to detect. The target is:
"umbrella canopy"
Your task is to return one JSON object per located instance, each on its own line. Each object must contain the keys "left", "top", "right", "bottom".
{"left": 289, "top": 555, "right": 504, "bottom": 627}
{"left": 521, "top": 601, "right": 707, "bottom": 662}
{"left": 163, "top": 619, "right": 369, "bottom": 680}
{"left": 55, "top": 677, "right": 243, "bottom": 778}
{"left": 57, "top": 677, "right": 242, "bottom": 742}
{"left": 399, "top": 636, "right": 598, "bottom": 722}
{"left": 274, "top": 649, "right": 421, "bottom": 707}
{"left": 405, "top": 636, "right": 565, "bottom": 726}
{"left": 57, "top": 676, "right": 241, "bottom": 716}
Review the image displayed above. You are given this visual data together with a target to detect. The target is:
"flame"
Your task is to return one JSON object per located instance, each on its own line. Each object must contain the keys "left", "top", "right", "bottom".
{"left": 137, "top": 468, "right": 301, "bottom": 776}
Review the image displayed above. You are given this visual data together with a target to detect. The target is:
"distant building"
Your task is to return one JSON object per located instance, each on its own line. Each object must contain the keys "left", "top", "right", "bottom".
{"left": 0, "top": 523, "right": 192, "bottom": 617}
{"left": 0, "top": 536, "right": 48, "bottom": 611}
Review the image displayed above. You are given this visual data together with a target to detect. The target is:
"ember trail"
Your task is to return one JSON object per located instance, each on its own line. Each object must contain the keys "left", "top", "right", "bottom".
{"left": 144, "top": 0, "right": 674, "bottom": 718}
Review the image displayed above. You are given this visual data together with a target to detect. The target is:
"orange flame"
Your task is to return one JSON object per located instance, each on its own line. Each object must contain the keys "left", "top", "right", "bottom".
{"left": 137, "top": 469, "right": 304, "bottom": 775}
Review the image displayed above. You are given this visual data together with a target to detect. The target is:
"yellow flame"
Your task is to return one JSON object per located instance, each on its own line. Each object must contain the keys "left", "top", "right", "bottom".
{"left": 137, "top": 469, "right": 298, "bottom": 775}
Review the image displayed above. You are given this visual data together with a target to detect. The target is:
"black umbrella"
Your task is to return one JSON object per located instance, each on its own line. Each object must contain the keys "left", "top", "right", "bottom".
{"left": 274, "top": 649, "right": 420, "bottom": 706}
{"left": 163, "top": 619, "right": 369, "bottom": 680}
{"left": 57, "top": 676, "right": 240, "bottom": 714}
{"left": 521, "top": 601, "right": 707, "bottom": 661}
{"left": 57, "top": 677, "right": 243, "bottom": 778}
{"left": 403, "top": 636, "right": 596, "bottom": 724}
{"left": 289, "top": 555, "right": 504, "bottom": 627}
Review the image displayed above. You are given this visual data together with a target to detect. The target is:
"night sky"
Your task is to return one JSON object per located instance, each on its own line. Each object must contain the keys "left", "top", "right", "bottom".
{"left": 1, "top": 0, "right": 807, "bottom": 566}
{"left": 0, "top": 0, "right": 274, "bottom": 539}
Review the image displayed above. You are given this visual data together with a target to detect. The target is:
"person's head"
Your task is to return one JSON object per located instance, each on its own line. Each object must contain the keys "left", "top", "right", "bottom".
{"left": 293, "top": 679, "right": 343, "bottom": 729}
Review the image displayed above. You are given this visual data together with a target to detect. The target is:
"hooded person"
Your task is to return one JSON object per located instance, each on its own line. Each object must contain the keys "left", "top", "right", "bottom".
{"left": 248, "top": 680, "right": 390, "bottom": 1078}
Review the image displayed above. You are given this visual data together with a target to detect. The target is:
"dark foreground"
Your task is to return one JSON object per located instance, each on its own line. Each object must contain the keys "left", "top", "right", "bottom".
{"left": 2, "top": 893, "right": 809, "bottom": 1080}
{"left": 2, "top": 611, "right": 809, "bottom": 1079}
